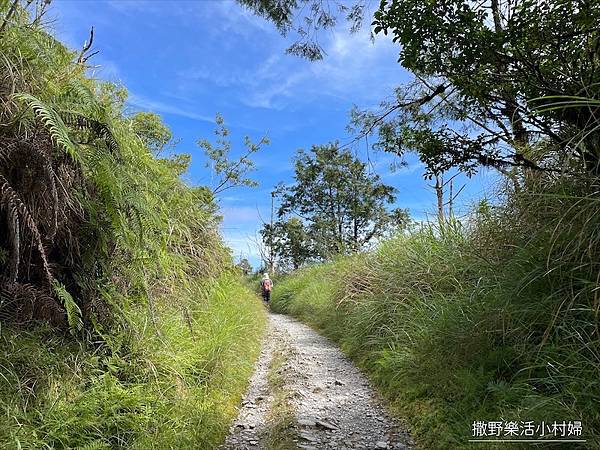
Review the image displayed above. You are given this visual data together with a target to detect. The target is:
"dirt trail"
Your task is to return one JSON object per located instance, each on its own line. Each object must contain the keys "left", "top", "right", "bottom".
{"left": 223, "top": 312, "right": 413, "bottom": 450}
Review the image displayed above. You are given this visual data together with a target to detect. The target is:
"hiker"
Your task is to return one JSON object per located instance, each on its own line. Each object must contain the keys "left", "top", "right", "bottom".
{"left": 260, "top": 273, "right": 273, "bottom": 303}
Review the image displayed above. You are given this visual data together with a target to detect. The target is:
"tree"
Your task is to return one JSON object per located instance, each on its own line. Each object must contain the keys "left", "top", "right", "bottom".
{"left": 266, "top": 143, "right": 409, "bottom": 264}
{"left": 353, "top": 0, "right": 600, "bottom": 177}
{"left": 198, "top": 113, "right": 269, "bottom": 196}
{"left": 237, "top": 258, "right": 253, "bottom": 275}
{"left": 236, "top": 0, "right": 366, "bottom": 60}
{"left": 240, "top": 0, "right": 600, "bottom": 178}
{"left": 129, "top": 111, "right": 174, "bottom": 155}
{"left": 260, "top": 217, "right": 312, "bottom": 271}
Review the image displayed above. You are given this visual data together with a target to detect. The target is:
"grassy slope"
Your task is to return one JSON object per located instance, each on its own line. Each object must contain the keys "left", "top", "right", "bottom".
{"left": 0, "top": 275, "right": 266, "bottom": 449}
{"left": 271, "top": 220, "right": 599, "bottom": 449}
{"left": 0, "top": 7, "right": 268, "bottom": 449}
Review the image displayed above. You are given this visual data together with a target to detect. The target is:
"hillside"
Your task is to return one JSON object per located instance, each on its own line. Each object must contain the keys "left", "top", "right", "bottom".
{"left": 1, "top": 2, "right": 600, "bottom": 449}
{"left": 0, "top": 4, "right": 266, "bottom": 448}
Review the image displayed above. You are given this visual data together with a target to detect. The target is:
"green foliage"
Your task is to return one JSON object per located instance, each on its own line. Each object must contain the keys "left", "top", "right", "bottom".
{"left": 14, "top": 92, "right": 79, "bottom": 159}
{"left": 263, "top": 142, "right": 409, "bottom": 268}
{"left": 0, "top": 276, "right": 267, "bottom": 449}
{"left": 262, "top": 217, "right": 312, "bottom": 271}
{"left": 359, "top": 0, "right": 600, "bottom": 177}
{"left": 0, "top": 4, "right": 267, "bottom": 448}
{"left": 242, "top": 0, "right": 600, "bottom": 177}
{"left": 129, "top": 111, "right": 175, "bottom": 154}
{"left": 51, "top": 280, "right": 83, "bottom": 334}
{"left": 235, "top": 0, "right": 366, "bottom": 60}
{"left": 263, "top": 346, "right": 297, "bottom": 450}
{"left": 0, "top": 0, "right": 232, "bottom": 325}
{"left": 198, "top": 113, "right": 269, "bottom": 196}
{"left": 271, "top": 177, "right": 600, "bottom": 449}
{"left": 236, "top": 257, "right": 253, "bottom": 275}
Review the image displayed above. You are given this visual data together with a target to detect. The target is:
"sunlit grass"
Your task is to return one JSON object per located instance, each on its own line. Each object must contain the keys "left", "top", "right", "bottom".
{"left": 263, "top": 346, "right": 297, "bottom": 450}
{"left": 271, "top": 185, "right": 600, "bottom": 449}
{"left": 0, "top": 274, "right": 266, "bottom": 449}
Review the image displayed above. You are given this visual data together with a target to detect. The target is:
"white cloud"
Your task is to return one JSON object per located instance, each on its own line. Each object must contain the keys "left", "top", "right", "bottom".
{"left": 220, "top": 206, "right": 261, "bottom": 223}
{"left": 107, "top": 0, "right": 274, "bottom": 37}
{"left": 219, "top": 201, "right": 272, "bottom": 267}
{"left": 174, "top": 15, "right": 410, "bottom": 111}
{"left": 382, "top": 161, "right": 426, "bottom": 178}
{"left": 127, "top": 93, "right": 215, "bottom": 123}
{"left": 243, "top": 70, "right": 311, "bottom": 109}
{"left": 241, "top": 34, "right": 398, "bottom": 109}
{"left": 89, "top": 59, "right": 122, "bottom": 82}
{"left": 208, "top": 0, "right": 276, "bottom": 36}
{"left": 222, "top": 229, "right": 264, "bottom": 267}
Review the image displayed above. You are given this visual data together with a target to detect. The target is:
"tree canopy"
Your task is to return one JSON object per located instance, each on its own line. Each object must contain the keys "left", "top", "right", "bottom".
{"left": 262, "top": 143, "right": 409, "bottom": 270}
{"left": 359, "top": 0, "right": 600, "bottom": 178}
{"left": 236, "top": 0, "right": 366, "bottom": 60}
{"left": 129, "top": 111, "right": 175, "bottom": 155}
{"left": 239, "top": 0, "right": 600, "bottom": 179}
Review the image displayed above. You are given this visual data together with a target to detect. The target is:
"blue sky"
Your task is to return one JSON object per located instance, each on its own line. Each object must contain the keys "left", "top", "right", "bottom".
{"left": 49, "top": 0, "right": 496, "bottom": 268}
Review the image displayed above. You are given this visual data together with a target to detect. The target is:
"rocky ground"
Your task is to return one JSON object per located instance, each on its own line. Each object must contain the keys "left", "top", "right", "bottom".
{"left": 223, "top": 312, "right": 414, "bottom": 450}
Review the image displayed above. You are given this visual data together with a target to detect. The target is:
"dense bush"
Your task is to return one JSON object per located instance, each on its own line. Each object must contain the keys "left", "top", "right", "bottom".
{"left": 0, "top": 2, "right": 226, "bottom": 329}
{"left": 272, "top": 176, "right": 600, "bottom": 449}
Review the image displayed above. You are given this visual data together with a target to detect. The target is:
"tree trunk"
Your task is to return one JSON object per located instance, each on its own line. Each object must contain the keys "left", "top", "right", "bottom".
{"left": 448, "top": 178, "right": 453, "bottom": 219}
{"left": 435, "top": 176, "right": 445, "bottom": 225}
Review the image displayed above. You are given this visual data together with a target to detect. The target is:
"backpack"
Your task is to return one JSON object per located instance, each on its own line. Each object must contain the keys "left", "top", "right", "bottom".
{"left": 262, "top": 279, "right": 272, "bottom": 292}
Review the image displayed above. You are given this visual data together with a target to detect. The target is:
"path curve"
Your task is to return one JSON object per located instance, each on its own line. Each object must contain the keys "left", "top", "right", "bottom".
{"left": 224, "top": 312, "right": 413, "bottom": 450}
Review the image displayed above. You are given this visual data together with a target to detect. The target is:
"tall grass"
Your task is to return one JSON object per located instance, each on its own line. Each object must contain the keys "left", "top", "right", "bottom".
{"left": 0, "top": 275, "right": 266, "bottom": 449}
{"left": 0, "top": 6, "right": 269, "bottom": 448}
{"left": 272, "top": 179, "right": 600, "bottom": 449}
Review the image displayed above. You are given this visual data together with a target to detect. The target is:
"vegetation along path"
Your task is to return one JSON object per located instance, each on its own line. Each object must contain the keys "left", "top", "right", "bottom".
{"left": 224, "top": 313, "right": 414, "bottom": 450}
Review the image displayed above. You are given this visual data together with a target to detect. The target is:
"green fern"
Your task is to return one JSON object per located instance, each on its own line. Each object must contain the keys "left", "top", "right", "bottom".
{"left": 52, "top": 280, "right": 83, "bottom": 333}
{"left": 78, "top": 440, "right": 111, "bottom": 450}
{"left": 61, "top": 110, "right": 121, "bottom": 157}
{"left": 13, "top": 93, "right": 80, "bottom": 160}
{"left": 60, "top": 78, "right": 103, "bottom": 119}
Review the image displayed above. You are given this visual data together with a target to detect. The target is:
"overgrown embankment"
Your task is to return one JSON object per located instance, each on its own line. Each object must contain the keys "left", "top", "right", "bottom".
{"left": 0, "top": 4, "right": 266, "bottom": 448}
{"left": 0, "top": 276, "right": 266, "bottom": 449}
{"left": 272, "top": 183, "right": 600, "bottom": 449}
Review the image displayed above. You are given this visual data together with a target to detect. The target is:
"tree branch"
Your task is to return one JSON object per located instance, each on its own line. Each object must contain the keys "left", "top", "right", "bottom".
{"left": 77, "top": 27, "right": 96, "bottom": 64}
{"left": 0, "top": 0, "right": 31, "bottom": 33}
{"left": 341, "top": 82, "right": 448, "bottom": 150}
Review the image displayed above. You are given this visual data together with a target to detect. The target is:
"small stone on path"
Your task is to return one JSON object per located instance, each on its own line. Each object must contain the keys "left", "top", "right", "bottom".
{"left": 315, "top": 419, "right": 338, "bottom": 430}
{"left": 299, "top": 431, "right": 319, "bottom": 442}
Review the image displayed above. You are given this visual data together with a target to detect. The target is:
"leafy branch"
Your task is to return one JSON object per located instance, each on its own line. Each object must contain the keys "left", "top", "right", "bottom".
{"left": 198, "top": 113, "right": 269, "bottom": 196}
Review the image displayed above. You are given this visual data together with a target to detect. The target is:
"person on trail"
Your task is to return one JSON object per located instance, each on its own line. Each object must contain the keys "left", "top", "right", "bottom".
{"left": 260, "top": 273, "right": 273, "bottom": 303}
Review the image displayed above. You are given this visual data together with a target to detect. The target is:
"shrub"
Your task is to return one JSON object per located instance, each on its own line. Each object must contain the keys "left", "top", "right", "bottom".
{"left": 0, "top": 275, "right": 266, "bottom": 449}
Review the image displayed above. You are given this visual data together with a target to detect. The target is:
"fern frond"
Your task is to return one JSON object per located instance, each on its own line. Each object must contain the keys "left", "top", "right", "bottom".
{"left": 2, "top": 189, "right": 20, "bottom": 282}
{"left": 78, "top": 441, "right": 111, "bottom": 450}
{"left": 0, "top": 279, "right": 62, "bottom": 324}
{"left": 52, "top": 280, "right": 83, "bottom": 333}
{"left": 0, "top": 139, "right": 60, "bottom": 239}
{"left": 61, "top": 78, "right": 103, "bottom": 118}
{"left": 61, "top": 110, "right": 120, "bottom": 158}
{"left": 13, "top": 93, "right": 79, "bottom": 160}
{"left": 0, "top": 174, "right": 53, "bottom": 285}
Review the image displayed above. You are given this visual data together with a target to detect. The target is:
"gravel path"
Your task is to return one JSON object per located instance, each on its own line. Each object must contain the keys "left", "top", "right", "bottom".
{"left": 224, "top": 312, "right": 413, "bottom": 450}
{"left": 222, "top": 319, "right": 279, "bottom": 449}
